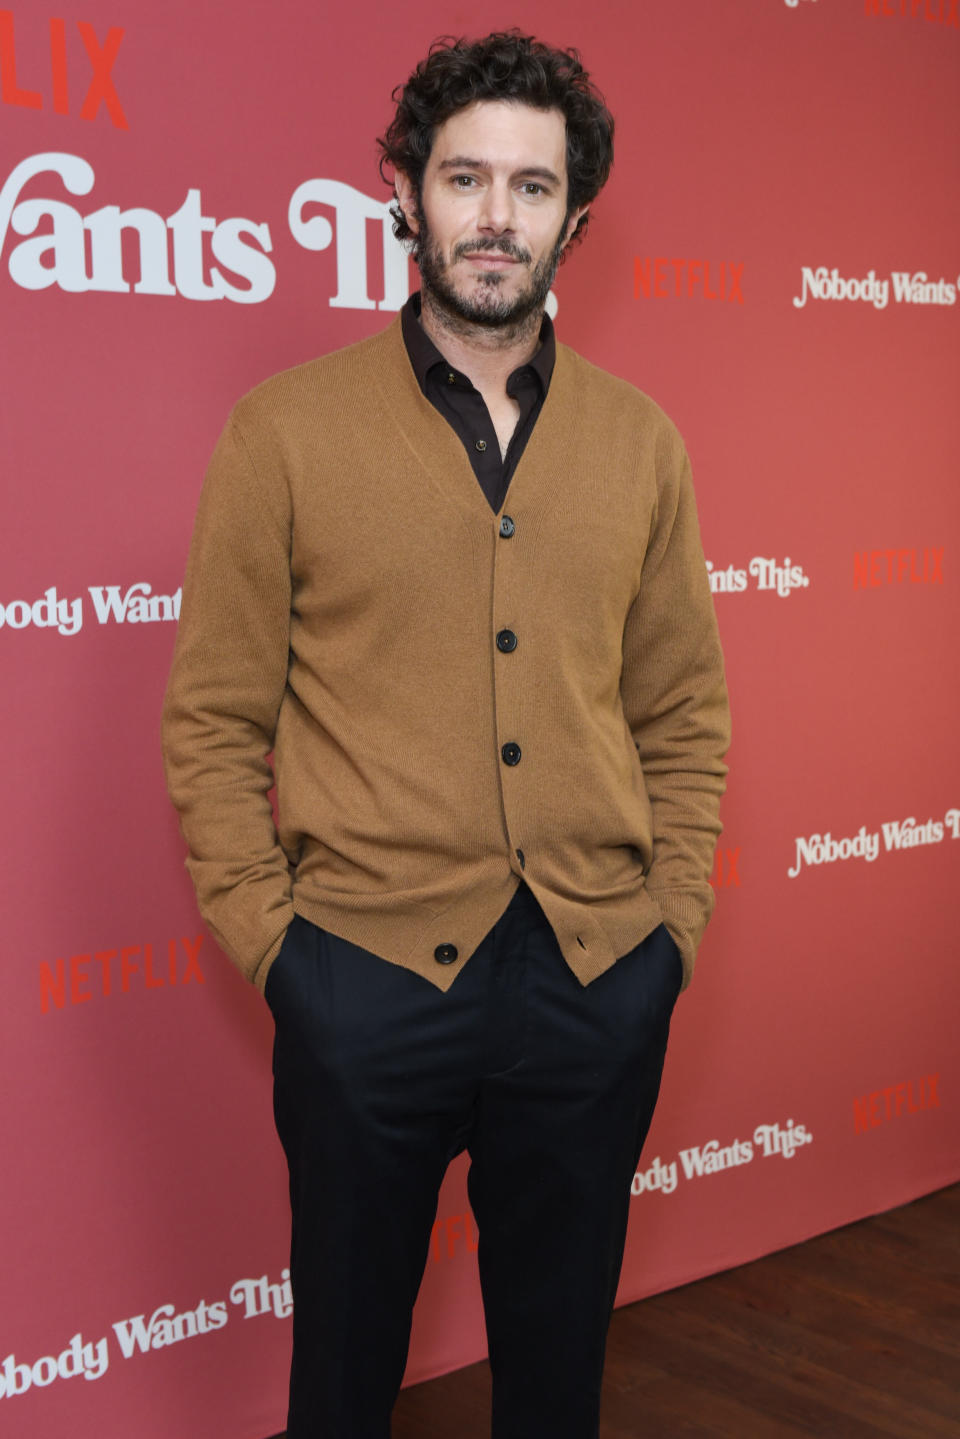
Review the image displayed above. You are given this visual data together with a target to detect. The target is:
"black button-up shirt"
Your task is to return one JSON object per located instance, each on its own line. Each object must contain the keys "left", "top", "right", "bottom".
{"left": 401, "top": 292, "right": 555, "bottom": 513}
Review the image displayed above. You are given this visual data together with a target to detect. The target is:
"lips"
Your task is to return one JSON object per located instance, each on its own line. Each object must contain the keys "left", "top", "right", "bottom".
{"left": 454, "top": 239, "right": 530, "bottom": 266}
{"left": 467, "top": 253, "right": 518, "bottom": 267}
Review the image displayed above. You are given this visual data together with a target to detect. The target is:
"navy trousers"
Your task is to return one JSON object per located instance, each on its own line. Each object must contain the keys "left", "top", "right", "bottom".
{"left": 266, "top": 881, "right": 683, "bottom": 1439}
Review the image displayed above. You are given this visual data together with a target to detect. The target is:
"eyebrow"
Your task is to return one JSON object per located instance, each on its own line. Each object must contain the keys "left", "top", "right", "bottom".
{"left": 436, "top": 156, "right": 562, "bottom": 186}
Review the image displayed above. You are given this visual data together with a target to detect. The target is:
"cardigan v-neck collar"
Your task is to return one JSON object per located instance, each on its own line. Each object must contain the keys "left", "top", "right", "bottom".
{"left": 367, "top": 312, "right": 583, "bottom": 526}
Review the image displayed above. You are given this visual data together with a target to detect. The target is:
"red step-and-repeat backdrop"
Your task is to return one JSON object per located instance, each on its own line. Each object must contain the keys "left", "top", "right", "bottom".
{"left": 2, "top": 2, "right": 958, "bottom": 1435}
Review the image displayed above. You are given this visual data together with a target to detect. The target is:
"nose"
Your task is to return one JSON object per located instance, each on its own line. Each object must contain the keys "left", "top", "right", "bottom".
{"left": 477, "top": 179, "right": 515, "bottom": 237}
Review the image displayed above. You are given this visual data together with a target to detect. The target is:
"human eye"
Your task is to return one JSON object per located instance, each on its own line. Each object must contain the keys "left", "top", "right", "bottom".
{"left": 519, "top": 181, "right": 546, "bottom": 197}
{"left": 451, "top": 174, "right": 478, "bottom": 189}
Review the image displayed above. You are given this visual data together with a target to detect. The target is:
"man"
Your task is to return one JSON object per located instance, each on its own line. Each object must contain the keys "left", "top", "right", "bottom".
{"left": 162, "top": 31, "right": 729, "bottom": 1439}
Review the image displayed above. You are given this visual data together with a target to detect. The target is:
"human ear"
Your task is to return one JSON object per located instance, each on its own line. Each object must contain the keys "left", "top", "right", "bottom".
{"left": 562, "top": 205, "right": 589, "bottom": 249}
{"left": 394, "top": 172, "right": 420, "bottom": 235}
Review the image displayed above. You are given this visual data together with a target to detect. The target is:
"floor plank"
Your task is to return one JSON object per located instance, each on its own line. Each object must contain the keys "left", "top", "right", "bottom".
{"left": 269, "top": 1183, "right": 960, "bottom": 1437}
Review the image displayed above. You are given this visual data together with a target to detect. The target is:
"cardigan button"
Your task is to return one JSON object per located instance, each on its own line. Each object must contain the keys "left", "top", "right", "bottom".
{"left": 434, "top": 943, "right": 458, "bottom": 964}
{"left": 499, "top": 515, "right": 515, "bottom": 538}
{"left": 496, "top": 629, "right": 517, "bottom": 653}
{"left": 501, "top": 742, "right": 522, "bottom": 766}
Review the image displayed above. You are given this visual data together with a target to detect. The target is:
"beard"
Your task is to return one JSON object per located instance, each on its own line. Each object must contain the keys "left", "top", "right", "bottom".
{"left": 416, "top": 214, "right": 567, "bottom": 332}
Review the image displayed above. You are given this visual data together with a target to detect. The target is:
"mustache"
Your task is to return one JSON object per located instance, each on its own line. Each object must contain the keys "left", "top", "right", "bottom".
{"left": 452, "top": 237, "right": 532, "bottom": 264}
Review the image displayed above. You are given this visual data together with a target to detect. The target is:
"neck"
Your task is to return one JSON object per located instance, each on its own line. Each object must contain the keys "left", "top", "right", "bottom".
{"left": 419, "top": 290, "right": 542, "bottom": 394}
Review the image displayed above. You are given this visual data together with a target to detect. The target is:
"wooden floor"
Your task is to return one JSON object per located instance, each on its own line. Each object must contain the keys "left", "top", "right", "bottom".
{"left": 274, "top": 1183, "right": 960, "bottom": 1437}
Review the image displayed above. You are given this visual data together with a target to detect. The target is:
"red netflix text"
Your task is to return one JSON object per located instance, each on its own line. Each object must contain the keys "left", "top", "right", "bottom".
{"left": 710, "top": 846, "right": 741, "bottom": 891}
{"left": 634, "top": 258, "right": 744, "bottom": 303}
{"left": 0, "top": 9, "right": 127, "bottom": 127}
{"left": 864, "top": 0, "right": 960, "bottom": 29}
{"left": 39, "top": 935, "right": 205, "bottom": 1013}
{"left": 853, "top": 547, "right": 944, "bottom": 588}
{"left": 853, "top": 1074, "right": 940, "bottom": 1133}
{"left": 429, "top": 1211, "right": 479, "bottom": 1263}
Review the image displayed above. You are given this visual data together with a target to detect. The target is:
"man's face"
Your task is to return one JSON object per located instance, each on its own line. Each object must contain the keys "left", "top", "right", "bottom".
{"left": 396, "top": 100, "right": 586, "bottom": 329}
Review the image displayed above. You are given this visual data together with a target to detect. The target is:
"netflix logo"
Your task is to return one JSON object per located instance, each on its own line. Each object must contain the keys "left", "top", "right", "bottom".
{"left": 864, "top": 0, "right": 960, "bottom": 30}
{"left": 853, "top": 1074, "right": 941, "bottom": 1133}
{"left": 633, "top": 257, "right": 744, "bottom": 304}
{"left": 429, "top": 1210, "right": 479, "bottom": 1264}
{"left": 39, "top": 934, "right": 205, "bottom": 1013}
{"left": 709, "top": 845, "right": 741, "bottom": 892}
{"left": 0, "top": 9, "right": 127, "bottom": 128}
{"left": 853, "top": 547, "right": 944, "bottom": 588}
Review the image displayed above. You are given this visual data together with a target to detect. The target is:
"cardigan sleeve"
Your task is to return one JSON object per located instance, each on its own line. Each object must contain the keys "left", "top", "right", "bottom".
{"left": 161, "top": 410, "right": 296, "bottom": 990}
{"left": 619, "top": 432, "right": 731, "bottom": 985}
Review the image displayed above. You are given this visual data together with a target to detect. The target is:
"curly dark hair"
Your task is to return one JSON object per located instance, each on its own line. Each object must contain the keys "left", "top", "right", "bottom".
{"left": 378, "top": 31, "right": 614, "bottom": 255}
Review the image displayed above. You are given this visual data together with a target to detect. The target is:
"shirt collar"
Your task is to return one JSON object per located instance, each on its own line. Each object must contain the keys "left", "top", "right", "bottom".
{"left": 401, "top": 291, "right": 556, "bottom": 396}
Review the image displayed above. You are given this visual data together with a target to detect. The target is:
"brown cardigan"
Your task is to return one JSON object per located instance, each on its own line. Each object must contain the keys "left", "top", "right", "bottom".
{"left": 162, "top": 315, "right": 730, "bottom": 995}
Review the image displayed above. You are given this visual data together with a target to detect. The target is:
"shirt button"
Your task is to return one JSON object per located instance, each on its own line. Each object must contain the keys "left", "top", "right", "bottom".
{"left": 434, "top": 943, "right": 458, "bottom": 964}
{"left": 447, "top": 372, "right": 456, "bottom": 385}
{"left": 496, "top": 629, "right": 518, "bottom": 653}
{"left": 499, "top": 515, "right": 515, "bottom": 538}
{"left": 516, "top": 848, "right": 526, "bottom": 870}
{"left": 501, "top": 742, "right": 521, "bottom": 766}
{"left": 475, "top": 439, "right": 487, "bottom": 452}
